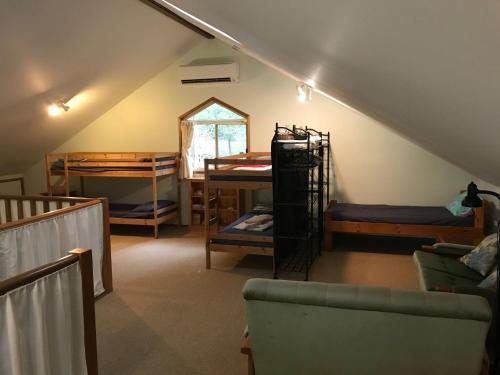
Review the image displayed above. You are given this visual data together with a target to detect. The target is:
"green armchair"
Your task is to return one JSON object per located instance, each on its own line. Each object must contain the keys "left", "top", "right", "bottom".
{"left": 243, "top": 278, "right": 491, "bottom": 375}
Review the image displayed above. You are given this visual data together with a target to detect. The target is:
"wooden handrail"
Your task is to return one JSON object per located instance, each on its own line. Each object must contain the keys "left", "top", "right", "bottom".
{"left": 0, "top": 253, "right": 79, "bottom": 296}
{"left": 0, "top": 194, "right": 94, "bottom": 203}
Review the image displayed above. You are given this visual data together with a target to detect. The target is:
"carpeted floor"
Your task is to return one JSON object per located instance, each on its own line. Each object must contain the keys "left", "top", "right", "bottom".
{"left": 96, "top": 227, "right": 427, "bottom": 375}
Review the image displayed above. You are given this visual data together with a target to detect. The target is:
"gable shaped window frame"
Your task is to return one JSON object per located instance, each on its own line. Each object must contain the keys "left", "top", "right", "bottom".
{"left": 178, "top": 97, "right": 250, "bottom": 176}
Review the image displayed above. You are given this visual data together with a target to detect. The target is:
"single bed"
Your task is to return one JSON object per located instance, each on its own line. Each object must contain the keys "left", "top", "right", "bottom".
{"left": 206, "top": 210, "right": 274, "bottom": 268}
{"left": 323, "top": 200, "right": 485, "bottom": 250}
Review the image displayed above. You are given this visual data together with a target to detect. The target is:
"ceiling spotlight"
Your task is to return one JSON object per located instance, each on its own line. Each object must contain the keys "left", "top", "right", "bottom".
{"left": 297, "top": 82, "right": 313, "bottom": 102}
{"left": 48, "top": 101, "right": 70, "bottom": 117}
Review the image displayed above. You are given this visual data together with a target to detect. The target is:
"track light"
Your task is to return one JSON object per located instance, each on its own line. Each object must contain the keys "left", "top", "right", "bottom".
{"left": 47, "top": 101, "right": 70, "bottom": 117}
{"left": 297, "top": 82, "right": 313, "bottom": 102}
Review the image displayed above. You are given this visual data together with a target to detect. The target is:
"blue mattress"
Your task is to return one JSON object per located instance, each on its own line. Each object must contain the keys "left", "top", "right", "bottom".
{"left": 211, "top": 210, "right": 273, "bottom": 247}
{"left": 109, "top": 200, "right": 176, "bottom": 219}
{"left": 51, "top": 156, "right": 176, "bottom": 172}
{"left": 209, "top": 175, "right": 272, "bottom": 182}
{"left": 330, "top": 203, "right": 474, "bottom": 227}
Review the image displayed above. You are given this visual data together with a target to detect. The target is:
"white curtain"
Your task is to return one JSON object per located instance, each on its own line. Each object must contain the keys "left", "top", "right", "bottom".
{"left": 180, "top": 120, "right": 194, "bottom": 179}
{"left": 0, "top": 262, "right": 88, "bottom": 375}
{"left": 0, "top": 204, "right": 104, "bottom": 296}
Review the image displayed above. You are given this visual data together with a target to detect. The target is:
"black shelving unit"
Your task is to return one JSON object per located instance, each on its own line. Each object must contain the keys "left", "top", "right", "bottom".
{"left": 271, "top": 124, "right": 329, "bottom": 280}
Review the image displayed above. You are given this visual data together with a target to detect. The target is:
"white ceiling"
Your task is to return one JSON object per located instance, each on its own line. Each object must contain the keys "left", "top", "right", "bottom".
{"left": 166, "top": 0, "right": 500, "bottom": 187}
{"left": 0, "top": 0, "right": 199, "bottom": 175}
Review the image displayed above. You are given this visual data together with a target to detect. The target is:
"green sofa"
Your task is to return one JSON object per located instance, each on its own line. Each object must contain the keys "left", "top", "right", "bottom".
{"left": 413, "top": 243, "right": 496, "bottom": 305}
{"left": 243, "top": 278, "right": 491, "bottom": 375}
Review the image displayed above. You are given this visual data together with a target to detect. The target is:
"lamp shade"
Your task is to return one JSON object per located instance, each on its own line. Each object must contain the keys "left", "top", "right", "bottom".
{"left": 462, "top": 182, "right": 483, "bottom": 208}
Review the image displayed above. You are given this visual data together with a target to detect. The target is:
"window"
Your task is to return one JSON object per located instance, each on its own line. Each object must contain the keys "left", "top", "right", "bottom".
{"left": 181, "top": 99, "right": 249, "bottom": 173}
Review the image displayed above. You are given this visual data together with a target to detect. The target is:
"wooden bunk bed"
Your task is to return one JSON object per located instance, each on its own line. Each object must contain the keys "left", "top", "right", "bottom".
{"left": 0, "top": 194, "right": 113, "bottom": 295}
{"left": 204, "top": 153, "right": 273, "bottom": 269}
{"left": 45, "top": 152, "right": 180, "bottom": 238}
{"left": 323, "top": 199, "right": 485, "bottom": 250}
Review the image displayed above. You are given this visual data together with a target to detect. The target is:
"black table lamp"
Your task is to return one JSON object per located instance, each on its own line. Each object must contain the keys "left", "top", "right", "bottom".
{"left": 462, "top": 181, "right": 500, "bottom": 372}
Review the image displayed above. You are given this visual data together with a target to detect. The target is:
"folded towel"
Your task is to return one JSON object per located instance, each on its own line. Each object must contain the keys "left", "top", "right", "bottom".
{"left": 234, "top": 219, "right": 273, "bottom": 232}
{"left": 245, "top": 214, "right": 273, "bottom": 225}
{"left": 247, "top": 220, "right": 273, "bottom": 232}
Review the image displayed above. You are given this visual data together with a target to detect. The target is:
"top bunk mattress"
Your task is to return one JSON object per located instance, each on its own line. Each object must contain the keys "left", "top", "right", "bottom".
{"left": 330, "top": 203, "right": 475, "bottom": 227}
{"left": 51, "top": 156, "right": 176, "bottom": 172}
{"left": 209, "top": 165, "right": 272, "bottom": 182}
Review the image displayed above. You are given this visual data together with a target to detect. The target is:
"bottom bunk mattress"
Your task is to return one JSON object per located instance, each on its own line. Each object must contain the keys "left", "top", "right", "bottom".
{"left": 210, "top": 210, "right": 273, "bottom": 248}
{"left": 109, "top": 200, "right": 176, "bottom": 219}
{"left": 330, "top": 203, "right": 474, "bottom": 227}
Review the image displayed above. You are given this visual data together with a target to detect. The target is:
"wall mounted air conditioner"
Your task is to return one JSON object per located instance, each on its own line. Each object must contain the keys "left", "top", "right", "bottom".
{"left": 179, "top": 62, "right": 239, "bottom": 84}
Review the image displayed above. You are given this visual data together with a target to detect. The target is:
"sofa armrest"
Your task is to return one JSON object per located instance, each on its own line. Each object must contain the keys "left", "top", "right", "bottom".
{"left": 452, "top": 286, "right": 497, "bottom": 311}
{"left": 243, "top": 278, "right": 491, "bottom": 322}
{"left": 434, "top": 243, "right": 475, "bottom": 251}
{"left": 421, "top": 243, "right": 474, "bottom": 257}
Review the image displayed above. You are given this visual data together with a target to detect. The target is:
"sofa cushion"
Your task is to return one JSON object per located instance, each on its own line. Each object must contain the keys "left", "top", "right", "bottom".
{"left": 478, "top": 269, "right": 498, "bottom": 289}
{"left": 413, "top": 251, "right": 484, "bottom": 281}
{"left": 416, "top": 266, "right": 480, "bottom": 291}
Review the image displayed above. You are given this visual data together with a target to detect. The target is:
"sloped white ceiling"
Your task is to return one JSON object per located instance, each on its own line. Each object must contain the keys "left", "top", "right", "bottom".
{"left": 0, "top": 0, "right": 199, "bottom": 175}
{"left": 167, "top": 0, "right": 500, "bottom": 186}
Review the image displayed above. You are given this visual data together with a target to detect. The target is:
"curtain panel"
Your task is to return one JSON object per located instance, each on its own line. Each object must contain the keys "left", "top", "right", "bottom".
{"left": 0, "top": 204, "right": 104, "bottom": 295}
{"left": 0, "top": 262, "right": 87, "bottom": 375}
{"left": 180, "top": 120, "right": 194, "bottom": 179}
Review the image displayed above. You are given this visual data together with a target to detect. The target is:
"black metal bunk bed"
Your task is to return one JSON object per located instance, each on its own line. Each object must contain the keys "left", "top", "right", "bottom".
{"left": 272, "top": 124, "right": 330, "bottom": 280}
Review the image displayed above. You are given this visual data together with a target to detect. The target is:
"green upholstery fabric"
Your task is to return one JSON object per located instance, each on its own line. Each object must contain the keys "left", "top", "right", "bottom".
{"left": 243, "top": 278, "right": 491, "bottom": 375}
{"left": 413, "top": 251, "right": 483, "bottom": 282}
{"left": 413, "top": 245, "right": 497, "bottom": 346}
{"left": 416, "top": 266, "right": 480, "bottom": 291}
{"left": 431, "top": 244, "right": 475, "bottom": 257}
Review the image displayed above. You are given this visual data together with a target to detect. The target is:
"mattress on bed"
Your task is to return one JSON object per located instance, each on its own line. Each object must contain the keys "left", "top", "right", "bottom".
{"left": 209, "top": 175, "right": 272, "bottom": 182}
{"left": 330, "top": 203, "right": 474, "bottom": 227}
{"left": 51, "top": 156, "right": 176, "bottom": 172}
{"left": 109, "top": 200, "right": 176, "bottom": 219}
{"left": 221, "top": 210, "right": 274, "bottom": 237}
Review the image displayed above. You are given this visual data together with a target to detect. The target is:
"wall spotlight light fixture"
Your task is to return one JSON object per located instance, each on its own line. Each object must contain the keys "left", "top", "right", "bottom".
{"left": 47, "top": 101, "right": 70, "bottom": 117}
{"left": 297, "top": 82, "right": 313, "bottom": 102}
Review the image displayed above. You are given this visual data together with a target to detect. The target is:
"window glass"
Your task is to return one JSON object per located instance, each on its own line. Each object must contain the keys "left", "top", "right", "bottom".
{"left": 217, "top": 124, "right": 247, "bottom": 157}
{"left": 191, "top": 124, "right": 215, "bottom": 171}
{"left": 185, "top": 101, "right": 248, "bottom": 172}
{"left": 189, "top": 103, "right": 244, "bottom": 121}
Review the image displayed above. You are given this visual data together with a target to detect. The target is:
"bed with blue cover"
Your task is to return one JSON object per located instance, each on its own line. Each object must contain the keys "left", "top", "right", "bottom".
{"left": 323, "top": 200, "right": 485, "bottom": 250}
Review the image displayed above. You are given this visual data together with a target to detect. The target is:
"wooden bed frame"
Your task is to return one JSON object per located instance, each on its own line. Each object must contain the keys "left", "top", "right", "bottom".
{"left": 204, "top": 153, "right": 273, "bottom": 269}
{"left": 323, "top": 200, "right": 485, "bottom": 250}
{"left": 45, "top": 152, "right": 180, "bottom": 238}
{"left": 0, "top": 248, "right": 98, "bottom": 375}
{"left": 0, "top": 195, "right": 113, "bottom": 294}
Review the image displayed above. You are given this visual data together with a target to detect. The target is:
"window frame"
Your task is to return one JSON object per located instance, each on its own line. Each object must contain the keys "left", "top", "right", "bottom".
{"left": 178, "top": 97, "right": 250, "bottom": 174}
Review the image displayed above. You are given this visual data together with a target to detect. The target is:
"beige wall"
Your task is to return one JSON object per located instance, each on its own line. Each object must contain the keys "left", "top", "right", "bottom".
{"left": 24, "top": 39, "right": 489, "bottom": 223}
{"left": 0, "top": 175, "right": 24, "bottom": 195}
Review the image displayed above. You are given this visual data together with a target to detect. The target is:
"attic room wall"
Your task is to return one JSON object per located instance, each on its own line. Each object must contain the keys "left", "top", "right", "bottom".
{"left": 24, "top": 39, "right": 487, "bottom": 224}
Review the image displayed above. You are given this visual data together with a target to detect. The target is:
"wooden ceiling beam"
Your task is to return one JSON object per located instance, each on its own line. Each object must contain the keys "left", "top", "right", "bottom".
{"left": 139, "top": 0, "right": 214, "bottom": 39}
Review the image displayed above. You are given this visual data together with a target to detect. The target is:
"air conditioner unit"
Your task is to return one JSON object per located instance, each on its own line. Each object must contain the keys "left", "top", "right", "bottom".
{"left": 179, "top": 62, "right": 239, "bottom": 84}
